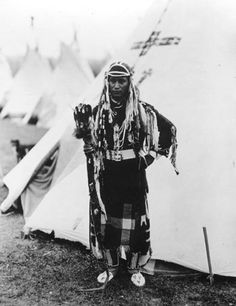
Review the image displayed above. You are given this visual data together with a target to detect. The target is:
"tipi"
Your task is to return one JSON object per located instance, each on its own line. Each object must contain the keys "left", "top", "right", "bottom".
{"left": 0, "top": 51, "right": 13, "bottom": 111}
{"left": 2, "top": 0, "right": 236, "bottom": 277}
{"left": 28, "top": 42, "right": 94, "bottom": 128}
{"left": 70, "top": 30, "right": 95, "bottom": 83}
{"left": 0, "top": 47, "right": 52, "bottom": 122}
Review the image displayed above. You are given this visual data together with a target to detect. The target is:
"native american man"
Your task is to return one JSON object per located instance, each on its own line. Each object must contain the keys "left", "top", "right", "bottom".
{"left": 74, "top": 62, "right": 178, "bottom": 287}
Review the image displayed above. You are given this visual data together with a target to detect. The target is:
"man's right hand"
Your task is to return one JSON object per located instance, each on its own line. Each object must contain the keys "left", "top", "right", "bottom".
{"left": 83, "top": 136, "right": 94, "bottom": 154}
{"left": 73, "top": 103, "right": 92, "bottom": 139}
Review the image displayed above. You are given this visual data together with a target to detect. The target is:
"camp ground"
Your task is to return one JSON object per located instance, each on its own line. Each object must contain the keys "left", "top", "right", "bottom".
{"left": 1, "top": 0, "right": 236, "bottom": 279}
{"left": 0, "top": 39, "right": 94, "bottom": 128}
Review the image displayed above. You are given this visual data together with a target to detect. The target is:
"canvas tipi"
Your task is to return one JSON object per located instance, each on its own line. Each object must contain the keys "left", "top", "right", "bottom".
{"left": 0, "top": 47, "right": 52, "bottom": 122}
{"left": 70, "top": 30, "right": 95, "bottom": 83}
{"left": 28, "top": 42, "right": 94, "bottom": 128}
{"left": 2, "top": 0, "right": 236, "bottom": 277}
{"left": 0, "top": 52, "right": 13, "bottom": 110}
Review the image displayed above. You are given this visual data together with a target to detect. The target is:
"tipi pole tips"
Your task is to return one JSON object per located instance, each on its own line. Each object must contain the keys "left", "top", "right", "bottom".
{"left": 203, "top": 227, "right": 214, "bottom": 285}
{"left": 30, "top": 16, "right": 34, "bottom": 28}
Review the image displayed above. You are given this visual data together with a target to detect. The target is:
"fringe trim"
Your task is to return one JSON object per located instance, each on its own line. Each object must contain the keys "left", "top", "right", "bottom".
{"left": 170, "top": 126, "right": 179, "bottom": 175}
{"left": 139, "top": 102, "right": 160, "bottom": 154}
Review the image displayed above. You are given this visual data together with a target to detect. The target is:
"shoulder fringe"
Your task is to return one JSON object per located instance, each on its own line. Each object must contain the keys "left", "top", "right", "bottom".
{"left": 139, "top": 100, "right": 179, "bottom": 175}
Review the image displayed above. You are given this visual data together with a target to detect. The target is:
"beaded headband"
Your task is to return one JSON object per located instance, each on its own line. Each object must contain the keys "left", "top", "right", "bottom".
{"left": 107, "top": 62, "right": 132, "bottom": 77}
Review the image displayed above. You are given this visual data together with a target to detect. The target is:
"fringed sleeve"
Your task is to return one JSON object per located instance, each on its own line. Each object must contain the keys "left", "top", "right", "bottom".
{"left": 155, "top": 110, "right": 179, "bottom": 174}
{"left": 139, "top": 101, "right": 179, "bottom": 175}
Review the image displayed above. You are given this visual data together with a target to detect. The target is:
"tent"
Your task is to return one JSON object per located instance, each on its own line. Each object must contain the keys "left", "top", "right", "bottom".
{"left": 0, "top": 52, "right": 13, "bottom": 110}
{"left": 29, "top": 42, "right": 94, "bottom": 128}
{"left": 6, "top": 54, "right": 24, "bottom": 77}
{"left": 0, "top": 47, "right": 52, "bottom": 122}
{"left": 70, "top": 30, "right": 95, "bottom": 83}
{"left": 2, "top": 0, "right": 236, "bottom": 277}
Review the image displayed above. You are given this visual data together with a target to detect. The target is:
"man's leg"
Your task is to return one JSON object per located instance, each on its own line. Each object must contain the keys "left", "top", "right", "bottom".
{"left": 127, "top": 252, "right": 146, "bottom": 287}
{"left": 97, "top": 248, "right": 119, "bottom": 283}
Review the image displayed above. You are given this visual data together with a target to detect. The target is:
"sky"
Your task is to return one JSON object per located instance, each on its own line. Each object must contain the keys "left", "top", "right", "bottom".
{"left": 0, "top": 0, "right": 154, "bottom": 59}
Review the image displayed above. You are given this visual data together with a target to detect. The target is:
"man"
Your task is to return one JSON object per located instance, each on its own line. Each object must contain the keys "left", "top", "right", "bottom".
{"left": 74, "top": 62, "right": 178, "bottom": 287}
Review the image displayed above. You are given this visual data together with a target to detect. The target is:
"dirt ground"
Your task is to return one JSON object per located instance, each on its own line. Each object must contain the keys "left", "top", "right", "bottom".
{"left": 1, "top": 119, "right": 236, "bottom": 306}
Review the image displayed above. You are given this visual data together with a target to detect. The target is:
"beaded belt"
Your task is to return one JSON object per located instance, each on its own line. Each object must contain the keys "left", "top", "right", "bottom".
{"left": 105, "top": 149, "right": 136, "bottom": 161}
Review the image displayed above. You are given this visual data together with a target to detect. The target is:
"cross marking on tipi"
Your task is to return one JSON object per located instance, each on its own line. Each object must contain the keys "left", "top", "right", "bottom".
{"left": 136, "top": 69, "right": 153, "bottom": 87}
{"left": 131, "top": 31, "right": 181, "bottom": 56}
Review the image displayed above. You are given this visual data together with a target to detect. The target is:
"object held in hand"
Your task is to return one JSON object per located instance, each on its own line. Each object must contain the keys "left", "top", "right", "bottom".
{"left": 73, "top": 103, "right": 92, "bottom": 139}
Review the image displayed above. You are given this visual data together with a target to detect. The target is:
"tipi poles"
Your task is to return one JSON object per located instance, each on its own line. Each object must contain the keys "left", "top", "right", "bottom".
{"left": 203, "top": 227, "right": 214, "bottom": 285}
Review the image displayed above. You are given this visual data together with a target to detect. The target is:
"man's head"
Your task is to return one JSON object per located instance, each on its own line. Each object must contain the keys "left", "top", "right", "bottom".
{"left": 106, "top": 62, "right": 132, "bottom": 101}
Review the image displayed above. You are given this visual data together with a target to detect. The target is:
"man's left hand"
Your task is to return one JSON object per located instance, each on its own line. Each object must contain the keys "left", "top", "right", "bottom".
{"left": 139, "top": 154, "right": 155, "bottom": 169}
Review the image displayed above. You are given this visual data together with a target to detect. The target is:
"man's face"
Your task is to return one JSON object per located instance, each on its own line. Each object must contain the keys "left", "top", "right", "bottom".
{"left": 108, "top": 76, "right": 129, "bottom": 100}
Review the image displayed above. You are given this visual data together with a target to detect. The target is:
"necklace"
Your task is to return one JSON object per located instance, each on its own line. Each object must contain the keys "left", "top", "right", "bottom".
{"left": 113, "top": 104, "right": 123, "bottom": 109}
{"left": 111, "top": 97, "right": 123, "bottom": 107}
{"left": 110, "top": 98, "right": 125, "bottom": 117}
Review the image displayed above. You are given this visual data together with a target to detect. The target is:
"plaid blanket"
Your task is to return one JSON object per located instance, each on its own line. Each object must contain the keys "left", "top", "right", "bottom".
{"left": 100, "top": 159, "right": 151, "bottom": 255}
{"left": 89, "top": 158, "right": 151, "bottom": 260}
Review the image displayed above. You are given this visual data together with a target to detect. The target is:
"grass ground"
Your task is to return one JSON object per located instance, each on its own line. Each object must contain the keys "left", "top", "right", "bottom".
{"left": 0, "top": 119, "right": 236, "bottom": 305}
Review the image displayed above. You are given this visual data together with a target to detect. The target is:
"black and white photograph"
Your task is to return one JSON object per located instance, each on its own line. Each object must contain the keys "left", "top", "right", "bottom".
{"left": 0, "top": 0, "right": 236, "bottom": 305}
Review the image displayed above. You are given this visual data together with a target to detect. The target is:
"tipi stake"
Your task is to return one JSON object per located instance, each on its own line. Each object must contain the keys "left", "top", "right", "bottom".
{"left": 203, "top": 227, "right": 214, "bottom": 285}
